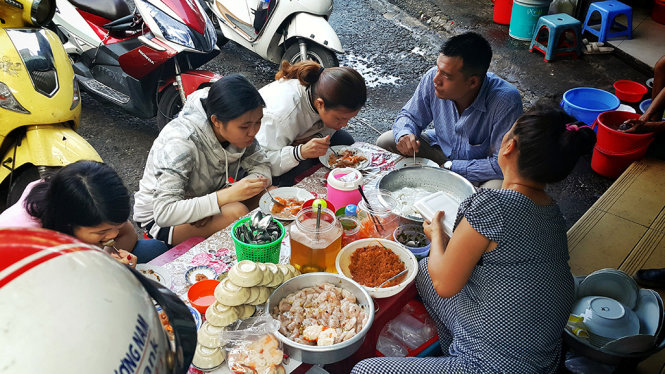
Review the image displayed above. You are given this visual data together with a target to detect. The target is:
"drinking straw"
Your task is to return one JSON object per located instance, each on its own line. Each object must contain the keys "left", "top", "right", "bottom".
{"left": 315, "top": 205, "right": 322, "bottom": 241}
{"left": 357, "top": 186, "right": 385, "bottom": 233}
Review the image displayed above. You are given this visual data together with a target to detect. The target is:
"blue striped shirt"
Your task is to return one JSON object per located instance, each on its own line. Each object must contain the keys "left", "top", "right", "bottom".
{"left": 394, "top": 68, "right": 523, "bottom": 183}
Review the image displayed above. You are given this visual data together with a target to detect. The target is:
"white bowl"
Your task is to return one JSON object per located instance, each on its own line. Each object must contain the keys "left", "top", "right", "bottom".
{"left": 577, "top": 269, "right": 639, "bottom": 309}
{"left": 572, "top": 296, "right": 640, "bottom": 340}
{"left": 335, "top": 238, "right": 418, "bottom": 298}
{"left": 635, "top": 288, "right": 662, "bottom": 336}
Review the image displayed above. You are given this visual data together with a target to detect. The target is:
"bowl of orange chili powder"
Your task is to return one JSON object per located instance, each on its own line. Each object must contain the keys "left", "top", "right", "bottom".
{"left": 335, "top": 238, "right": 418, "bottom": 298}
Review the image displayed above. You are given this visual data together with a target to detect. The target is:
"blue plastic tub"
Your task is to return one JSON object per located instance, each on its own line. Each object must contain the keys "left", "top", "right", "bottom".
{"left": 562, "top": 88, "right": 621, "bottom": 125}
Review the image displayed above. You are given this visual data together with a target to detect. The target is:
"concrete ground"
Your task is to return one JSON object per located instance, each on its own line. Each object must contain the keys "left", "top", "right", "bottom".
{"left": 66, "top": 0, "right": 657, "bottom": 232}
{"left": 386, "top": 0, "right": 655, "bottom": 228}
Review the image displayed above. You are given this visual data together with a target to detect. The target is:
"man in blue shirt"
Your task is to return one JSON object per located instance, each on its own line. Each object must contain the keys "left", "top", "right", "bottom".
{"left": 377, "top": 32, "right": 523, "bottom": 187}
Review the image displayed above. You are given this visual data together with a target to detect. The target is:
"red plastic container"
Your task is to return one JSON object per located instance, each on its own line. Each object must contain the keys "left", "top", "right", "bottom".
{"left": 492, "top": 0, "right": 513, "bottom": 25}
{"left": 187, "top": 279, "right": 220, "bottom": 314}
{"left": 613, "top": 80, "right": 648, "bottom": 103}
{"left": 591, "top": 145, "right": 649, "bottom": 178}
{"left": 594, "top": 111, "right": 655, "bottom": 153}
{"left": 653, "top": 0, "right": 665, "bottom": 25}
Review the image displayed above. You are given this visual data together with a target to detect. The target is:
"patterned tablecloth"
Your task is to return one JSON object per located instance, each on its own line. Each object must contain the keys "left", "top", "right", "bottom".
{"left": 154, "top": 143, "right": 404, "bottom": 374}
{"left": 159, "top": 142, "right": 404, "bottom": 300}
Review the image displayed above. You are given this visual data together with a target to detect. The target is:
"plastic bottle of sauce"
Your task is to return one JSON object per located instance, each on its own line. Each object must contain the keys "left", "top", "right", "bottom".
{"left": 338, "top": 204, "right": 361, "bottom": 248}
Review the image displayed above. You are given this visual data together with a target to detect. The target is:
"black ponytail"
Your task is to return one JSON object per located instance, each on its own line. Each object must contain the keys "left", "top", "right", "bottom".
{"left": 203, "top": 74, "right": 265, "bottom": 125}
{"left": 25, "top": 161, "right": 130, "bottom": 236}
{"left": 511, "top": 105, "right": 596, "bottom": 184}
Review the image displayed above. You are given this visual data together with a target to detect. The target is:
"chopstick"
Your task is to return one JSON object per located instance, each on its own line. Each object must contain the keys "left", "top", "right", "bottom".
{"left": 357, "top": 186, "right": 385, "bottom": 233}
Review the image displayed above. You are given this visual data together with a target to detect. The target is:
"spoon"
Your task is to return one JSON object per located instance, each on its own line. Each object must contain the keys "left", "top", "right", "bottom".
{"left": 376, "top": 269, "right": 408, "bottom": 288}
{"left": 102, "top": 239, "right": 134, "bottom": 266}
{"left": 250, "top": 210, "right": 263, "bottom": 229}
{"left": 264, "top": 186, "right": 284, "bottom": 207}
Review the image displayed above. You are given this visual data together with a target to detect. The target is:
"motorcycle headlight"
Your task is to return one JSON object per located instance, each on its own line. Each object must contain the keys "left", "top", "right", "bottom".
{"left": 30, "top": 0, "right": 56, "bottom": 27}
{"left": 70, "top": 78, "right": 80, "bottom": 110}
{"left": 0, "top": 82, "right": 30, "bottom": 114}
{"left": 142, "top": 2, "right": 196, "bottom": 50}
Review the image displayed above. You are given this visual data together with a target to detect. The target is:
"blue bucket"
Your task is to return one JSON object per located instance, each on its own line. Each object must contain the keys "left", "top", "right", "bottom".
{"left": 562, "top": 87, "right": 621, "bottom": 125}
{"left": 509, "top": 0, "right": 550, "bottom": 40}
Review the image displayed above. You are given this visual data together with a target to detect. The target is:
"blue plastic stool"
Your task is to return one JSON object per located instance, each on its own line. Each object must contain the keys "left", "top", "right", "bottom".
{"left": 529, "top": 13, "right": 582, "bottom": 62}
{"left": 582, "top": 0, "right": 632, "bottom": 42}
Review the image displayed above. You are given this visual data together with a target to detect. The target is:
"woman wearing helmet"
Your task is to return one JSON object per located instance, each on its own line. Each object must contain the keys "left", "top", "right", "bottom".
{"left": 133, "top": 74, "right": 272, "bottom": 246}
{"left": 255, "top": 61, "right": 367, "bottom": 186}
{"left": 0, "top": 160, "right": 168, "bottom": 265}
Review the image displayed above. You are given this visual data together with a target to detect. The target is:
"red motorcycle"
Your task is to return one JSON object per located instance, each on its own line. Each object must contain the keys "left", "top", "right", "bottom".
{"left": 51, "top": 0, "right": 221, "bottom": 129}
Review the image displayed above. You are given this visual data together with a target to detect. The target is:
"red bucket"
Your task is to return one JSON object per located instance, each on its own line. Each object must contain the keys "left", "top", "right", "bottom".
{"left": 594, "top": 111, "right": 655, "bottom": 153}
{"left": 591, "top": 145, "right": 648, "bottom": 178}
{"left": 653, "top": 0, "right": 665, "bottom": 25}
{"left": 492, "top": 0, "right": 513, "bottom": 25}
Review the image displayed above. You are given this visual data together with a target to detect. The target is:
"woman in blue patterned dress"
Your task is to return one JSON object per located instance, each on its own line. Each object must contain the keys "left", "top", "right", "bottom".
{"left": 353, "top": 106, "right": 596, "bottom": 373}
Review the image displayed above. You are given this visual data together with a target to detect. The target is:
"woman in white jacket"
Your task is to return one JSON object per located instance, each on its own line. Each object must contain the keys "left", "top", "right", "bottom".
{"left": 134, "top": 75, "right": 272, "bottom": 245}
{"left": 256, "top": 61, "right": 367, "bottom": 186}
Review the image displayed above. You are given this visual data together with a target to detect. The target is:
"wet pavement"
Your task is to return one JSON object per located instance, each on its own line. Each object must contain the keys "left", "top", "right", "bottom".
{"left": 75, "top": 0, "right": 654, "bottom": 230}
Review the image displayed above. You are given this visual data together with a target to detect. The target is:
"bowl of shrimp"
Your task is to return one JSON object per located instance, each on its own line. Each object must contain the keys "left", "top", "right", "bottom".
{"left": 266, "top": 272, "right": 375, "bottom": 364}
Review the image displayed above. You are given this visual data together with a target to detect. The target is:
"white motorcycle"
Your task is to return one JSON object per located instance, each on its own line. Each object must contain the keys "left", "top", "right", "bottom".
{"left": 204, "top": 0, "right": 343, "bottom": 67}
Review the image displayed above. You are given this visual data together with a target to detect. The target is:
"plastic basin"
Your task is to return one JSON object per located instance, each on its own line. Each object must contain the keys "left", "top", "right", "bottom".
{"left": 562, "top": 88, "right": 620, "bottom": 125}
{"left": 594, "top": 111, "right": 655, "bottom": 153}
{"left": 591, "top": 145, "right": 649, "bottom": 178}
{"left": 640, "top": 99, "right": 652, "bottom": 114}
{"left": 614, "top": 80, "right": 648, "bottom": 103}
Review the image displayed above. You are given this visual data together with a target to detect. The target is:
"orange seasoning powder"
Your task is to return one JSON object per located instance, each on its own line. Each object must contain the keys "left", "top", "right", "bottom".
{"left": 349, "top": 244, "right": 405, "bottom": 287}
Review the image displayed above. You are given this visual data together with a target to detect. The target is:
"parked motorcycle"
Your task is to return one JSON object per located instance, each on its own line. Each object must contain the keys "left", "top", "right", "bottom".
{"left": 51, "top": 0, "right": 221, "bottom": 129}
{"left": 204, "top": 0, "right": 343, "bottom": 67}
{"left": 0, "top": 0, "right": 102, "bottom": 207}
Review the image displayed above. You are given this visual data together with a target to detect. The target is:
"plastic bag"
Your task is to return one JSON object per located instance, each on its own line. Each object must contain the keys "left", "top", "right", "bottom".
{"left": 386, "top": 312, "right": 436, "bottom": 350}
{"left": 221, "top": 314, "right": 286, "bottom": 374}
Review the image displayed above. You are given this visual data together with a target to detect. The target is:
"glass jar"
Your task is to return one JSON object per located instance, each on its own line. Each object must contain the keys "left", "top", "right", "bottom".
{"left": 289, "top": 206, "right": 343, "bottom": 273}
{"left": 338, "top": 215, "right": 361, "bottom": 248}
{"left": 356, "top": 190, "right": 401, "bottom": 240}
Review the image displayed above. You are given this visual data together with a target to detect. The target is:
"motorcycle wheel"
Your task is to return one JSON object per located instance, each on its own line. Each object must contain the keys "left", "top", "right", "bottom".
{"left": 156, "top": 85, "right": 184, "bottom": 131}
{"left": 283, "top": 42, "right": 339, "bottom": 68}
{"left": 6, "top": 166, "right": 40, "bottom": 207}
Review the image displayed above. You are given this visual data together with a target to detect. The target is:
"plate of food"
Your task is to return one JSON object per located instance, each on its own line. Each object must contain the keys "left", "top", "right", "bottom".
{"left": 185, "top": 265, "right": 218, "bottom": 285}
{"left": 395, "top": 157, "right": 439, "bottom": 169}
{"left": 320, "top": 146, "right": 370, "bottom": 170}
{"left": 136, "top": 264, "right": 172, "bottom": 289}
{"left": 156, "top": 305, "right": 202, "bottom": 340}
{"left": 259, "top": 187, "right": 314, "bottom": 220}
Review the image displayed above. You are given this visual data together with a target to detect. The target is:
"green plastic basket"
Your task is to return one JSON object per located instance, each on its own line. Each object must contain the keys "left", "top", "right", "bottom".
{"left": 231, "top": 217, "right": 285, "bottom": 264}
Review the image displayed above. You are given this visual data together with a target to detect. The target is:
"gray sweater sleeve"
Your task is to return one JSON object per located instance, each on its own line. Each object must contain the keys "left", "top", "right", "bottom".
{"left": 151, "top": 138, "right": 220, "bottom": 227}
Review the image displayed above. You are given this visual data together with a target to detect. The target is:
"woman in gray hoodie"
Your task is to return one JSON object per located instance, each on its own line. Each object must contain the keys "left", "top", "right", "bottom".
{"left": 134, "top": 75, "right": 272, "bottom": 246}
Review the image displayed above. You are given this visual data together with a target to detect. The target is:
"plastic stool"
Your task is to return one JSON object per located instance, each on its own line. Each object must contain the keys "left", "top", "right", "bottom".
{"left": 582, "top": 0, "right": 632, "bottom": 42}
{"left": 529, "top": 13, "right": 582, "bottom": 62}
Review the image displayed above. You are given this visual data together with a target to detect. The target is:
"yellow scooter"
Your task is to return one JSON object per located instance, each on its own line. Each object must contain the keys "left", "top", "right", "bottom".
{"left": 0, "top": 0, "right": 101, "bottom": 207}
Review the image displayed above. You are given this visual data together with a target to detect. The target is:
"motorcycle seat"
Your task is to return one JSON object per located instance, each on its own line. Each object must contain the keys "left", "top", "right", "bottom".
{"left": 69, "top": 0, "right": 131, "bottom": 21}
